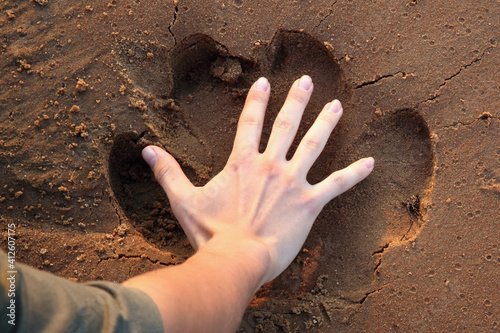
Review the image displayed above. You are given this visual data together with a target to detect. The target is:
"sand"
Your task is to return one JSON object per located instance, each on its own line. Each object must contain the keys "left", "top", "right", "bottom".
{"left": 0, "top": 0, "right": 498, "bottom": 331}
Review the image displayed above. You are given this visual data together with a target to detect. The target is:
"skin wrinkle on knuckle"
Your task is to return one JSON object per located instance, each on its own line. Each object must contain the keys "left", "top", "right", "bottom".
{"left": 318, "top": 111, "right": 335, "bottom": 124}
{"left": 260, "top": 159, "right": 282, "bottom": 178}
{"left": 304, "top": 138, "right": 320, "bottom": 151}
{"left": 274, "top": 115, "right": 295, "bottom": 132}
{"left": 155, "top": 164, "right": 172, "bottom": 185}
{"left": 332, "top": 173, "right": 347, "bottom": 191}
{"left": 228, "top": 160, "right": 244, "bottom": 174}
{"left": 239, "top": 116, "right": 260, "bottom": 127}
{"left": 248, "top": 90, "right": 268, "bottom": 103}
{"left": 276, "top": 120, "right": 291, "bottom": 131}
{"left": 288, "top": 90, "right": 308, "bottom": 104}
{"left": 354, "top": 167, "right": 364, "bottom": 180}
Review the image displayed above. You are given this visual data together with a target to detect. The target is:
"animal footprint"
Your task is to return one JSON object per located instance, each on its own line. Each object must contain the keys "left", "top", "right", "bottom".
{"left": 108, "top": 31, "right": 434, "bottom": 306}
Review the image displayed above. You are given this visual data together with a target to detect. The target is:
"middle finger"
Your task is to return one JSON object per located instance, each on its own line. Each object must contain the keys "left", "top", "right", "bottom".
{"left": 264, "top": 75, "right": 313, "bottom": 160}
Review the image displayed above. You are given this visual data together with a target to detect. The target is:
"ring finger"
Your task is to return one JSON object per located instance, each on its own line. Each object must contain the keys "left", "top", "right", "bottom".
{"left": 290, "top": 100, "right": 343, "bottom": 178}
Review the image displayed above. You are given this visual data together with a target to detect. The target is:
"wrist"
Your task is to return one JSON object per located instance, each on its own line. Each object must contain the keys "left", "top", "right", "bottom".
{"left": 196, "top": 230, "right": 271, "bottom": 291}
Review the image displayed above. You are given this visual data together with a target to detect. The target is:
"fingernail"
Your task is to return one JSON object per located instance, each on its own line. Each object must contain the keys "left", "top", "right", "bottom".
{"left": 330, "top": 99, "right": 342, "bottom": 113}
{"left": 298, "top": 75, "right": 312, "bottom": 91}
{"left": 365, "top": 157, "right": 374, "bottom": 169}
{"left": 142, "top": 146, "right": 157, "bottom": 169}
{"left": 255, "top": 77, "right": 269, "bottom": 92}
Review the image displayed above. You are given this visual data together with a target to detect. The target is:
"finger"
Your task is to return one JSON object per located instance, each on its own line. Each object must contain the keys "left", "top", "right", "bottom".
{"left": 312, "top": 157, "right": 374, "bottom": 207}
{"left": 231, "top": 77, "right": 270, "bottom": 156}
{"left": 142, "top": 145, "right": 194, "bottom": 201}
{"left": 290, "top": 100, "right": 343, "bottom": 177}
{"left": 265, "top": 75, "right": 313, "bottom": 159}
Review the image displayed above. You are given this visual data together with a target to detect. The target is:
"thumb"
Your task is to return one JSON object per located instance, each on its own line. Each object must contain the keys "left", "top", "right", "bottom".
{"left": 142, "top": 145, "right": 194, "bottom": 200}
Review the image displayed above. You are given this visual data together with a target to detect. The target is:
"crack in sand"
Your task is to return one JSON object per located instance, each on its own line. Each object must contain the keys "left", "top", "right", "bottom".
{"left": 358, "top": 286, "right": 385, "bottom": 305}
{"left": 168, "top": 2, "right": 179, "bottom": 44}
{"left": 371, "top": 242, "right": 392, "bottom": 275}
{"left": 419, "top": 46, "right": 494, "bottom": 106}
{"left": 354, "top": 71, "right": 406, "bottom": 89}
{"left": 371, "top": 242, "right": 390, "bottom": 255}
{"left": 291, "top": 283, "right": 388, "bottom": 320}
{"left": 373, "top": 257, "right": 382, "bottom": 272}
{"left": 437, "top": 52, "right": 484, "bottom": 89}
{"left": 436, "top": 114, "right": 499, "bottom": 130}
{"left": 109, "top": 191, "right": 124, "bottom": 225}
{"left": 312, "top": 1, "right": 338, "bottom": 32}
{"left": 334, "top": 53, "right": 348, "bottom": 63}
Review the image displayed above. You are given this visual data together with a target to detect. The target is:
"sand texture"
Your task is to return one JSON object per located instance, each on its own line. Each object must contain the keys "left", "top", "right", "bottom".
{"left": 1, "top": 0, "right": 499, "bottom": 331}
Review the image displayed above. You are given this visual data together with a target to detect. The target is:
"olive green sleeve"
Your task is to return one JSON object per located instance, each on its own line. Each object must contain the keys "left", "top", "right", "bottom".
{"left": 0, "top": 250, "right": 164, "bottom": 333}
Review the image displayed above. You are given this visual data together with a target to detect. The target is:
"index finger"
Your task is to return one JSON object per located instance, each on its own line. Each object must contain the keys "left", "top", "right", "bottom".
{"left": 231, "top": 77, "right": 270, "bottom": 156}
{"left": 312, "top": 157, "right": 375, "bottom": 207}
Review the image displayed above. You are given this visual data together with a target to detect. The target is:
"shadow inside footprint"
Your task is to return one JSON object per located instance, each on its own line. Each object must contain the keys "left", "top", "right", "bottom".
{"left": 164, "top": 31, "right": 349, "bottom": 173}
{"left": 108, "top": 132, "right": 193, "bottom": 257}
{"left": 109, "top": 30, "right": 435, "bottom": 321}
{"left": 270, "top": 108, "right": 434, "bottom": 302}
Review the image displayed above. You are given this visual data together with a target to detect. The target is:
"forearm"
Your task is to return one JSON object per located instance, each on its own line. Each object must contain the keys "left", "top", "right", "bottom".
{"left": 122, "top": 232, "right": 270, "bottom": 333}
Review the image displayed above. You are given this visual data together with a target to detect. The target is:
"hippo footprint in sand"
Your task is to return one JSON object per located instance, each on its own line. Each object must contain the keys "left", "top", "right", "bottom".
{"left": 108, "top": 31, "right": 434, "bottom": 303}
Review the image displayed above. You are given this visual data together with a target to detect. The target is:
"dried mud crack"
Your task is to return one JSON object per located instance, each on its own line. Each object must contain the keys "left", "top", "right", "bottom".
{"left": 418, "top": 45, "right": 496, "bottom": 105}
{"left": 354, "top": 71, "right": 408, "bottom": 89}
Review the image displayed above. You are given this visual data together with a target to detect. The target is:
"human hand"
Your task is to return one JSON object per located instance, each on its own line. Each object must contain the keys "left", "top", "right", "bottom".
{"left": 142, "top": 75, "right": 374, "bottom": 284}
